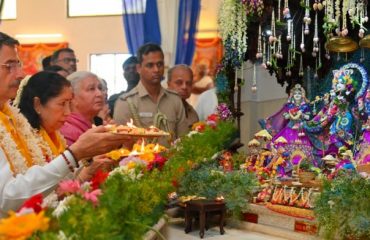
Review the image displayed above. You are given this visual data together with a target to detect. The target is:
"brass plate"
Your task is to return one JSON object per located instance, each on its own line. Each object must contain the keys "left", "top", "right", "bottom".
{"left": 326, "top": 36, "right": 358, "bottom": 52}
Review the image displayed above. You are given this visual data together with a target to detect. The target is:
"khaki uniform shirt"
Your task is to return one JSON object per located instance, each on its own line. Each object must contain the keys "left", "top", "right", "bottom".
{"left": 113, "top": 82, "right": 189, "bottom": 144}
{"left": 183, "top": 100, "right": 199, "bottom": 130}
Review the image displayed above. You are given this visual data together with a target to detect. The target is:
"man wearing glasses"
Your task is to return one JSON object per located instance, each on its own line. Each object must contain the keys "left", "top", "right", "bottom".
{"left": 50, "top": 47, "right": 78, "bottom": 75}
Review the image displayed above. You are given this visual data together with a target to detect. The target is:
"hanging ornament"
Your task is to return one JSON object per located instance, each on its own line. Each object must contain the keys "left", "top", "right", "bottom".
{"left": 303, "top": 0, "right": 311, "bottom": 25}
{"left": 256, "top": 25, "right": 263, "bottom": 59}
{"left": 267, "top": 43, "right": 272, "bottom": 67}
{"left": 360, "top": 48, "right": 365, "bottom": 63}
{"left": 269, "top": 9, "right": 277, "bottom": 44}
{"left": 304, "top": 0, "right": 311, "bottom": 35}
{"left": 251, "top": 63, "right": 257, "bottom": 93}
{"left": 313, "top": 0, "right": 318, "bottom": 11}
{"left": 292, "top": 30, "right": 296, "bottom": 61}
{"left": 276, "top": 35, "right": 283, "bottom": 59}
{"left": 341, "top": 0, "right": 348, "bottom": 36}
{"left": 312, "top": 12, "right": 319, "bottom": 56}
{"left": 286, "top": 42, "right": 292, "bottom": 77}
{"left": 334, "top": 0, "right": 341, "bottom": 36}
{"left": 283, "top": 0, "right": 291, "bottom": 19}
{"left": 300, "top": 24, "right": 305, "bottom": 52}
{"left": 262, "top": 40, "right": 267, "bottom": 69}
{"left": 287, "top": 19, "right": 292, "bottom": 41}
{"left": 299, "top": 55, "right": 304, "bottom": 77}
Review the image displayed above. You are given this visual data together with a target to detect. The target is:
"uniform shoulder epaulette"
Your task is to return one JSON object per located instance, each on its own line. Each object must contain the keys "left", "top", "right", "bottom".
{"left": 119, "top": 88, "right": 138, "bottom": 101}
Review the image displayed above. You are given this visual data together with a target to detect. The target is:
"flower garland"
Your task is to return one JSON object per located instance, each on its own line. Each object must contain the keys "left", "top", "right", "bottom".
{"left": 242, "top": 0, "right": 264, "bottom": 17}
{"left": 0, "top": 103, "right": 45, "bottom": 174}
{"left": 35, "top": 128, "right": 67, "bottom": 163}
{"left": 219, "top": 0, "right": 248, "bottom": 67}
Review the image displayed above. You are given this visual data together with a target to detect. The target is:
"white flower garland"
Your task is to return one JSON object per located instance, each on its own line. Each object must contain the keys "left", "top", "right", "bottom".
{"left": 219, "top": 0, "right": 248, "bottom": 62}
{"left": 0, "top": 103, "right": 46, "bottom": 174}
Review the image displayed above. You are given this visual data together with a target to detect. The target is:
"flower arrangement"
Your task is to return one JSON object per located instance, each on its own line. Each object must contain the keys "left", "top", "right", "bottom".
{"left": 0, "top": 194, "right": 50, "bottom": 240}
{"left": 314, "top": 172, "right": 370, "bottom": 239}
{"left": 242, "top": 0, "right": 264, "bottom": 17}
{"left": 10, "top": 120, "right": 238, "bottom": 239}
{"left": 0, "top": 211, "right": 49, "bottom": 239}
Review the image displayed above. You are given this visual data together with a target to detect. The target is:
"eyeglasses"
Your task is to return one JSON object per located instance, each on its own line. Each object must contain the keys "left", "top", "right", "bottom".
{"left": 0, "top": 60, "right": 23, "bottom": 72}
{"left": 58, "top": 58, "right": 79, "bottom": 64}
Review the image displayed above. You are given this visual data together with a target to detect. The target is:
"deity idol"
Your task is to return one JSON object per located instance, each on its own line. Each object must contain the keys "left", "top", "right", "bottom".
{"left": 355, "top": 89, "right": 370, "bottom": 165}
{"left": 305, "top": 69, "right": 355, "bottom": 156}
{"left": 260, "top": 84, "right": 314, "bottom": 164}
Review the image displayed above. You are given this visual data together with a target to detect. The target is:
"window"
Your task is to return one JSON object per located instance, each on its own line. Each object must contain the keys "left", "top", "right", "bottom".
{"left": 0, "top": 0, "right": 16, "bottom": 20}
{"left": 90, "top": 53, "right": 132, "bottom": 97}
{"left": 68, "top": 0, "right": 146, "bottom": 17}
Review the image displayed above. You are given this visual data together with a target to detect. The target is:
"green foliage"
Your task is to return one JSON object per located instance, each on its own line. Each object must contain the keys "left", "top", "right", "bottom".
{"left": 37, "top": 121, "right": 239, "bottom": 239}
{"left": 314, "top": 172, "right": 370, "bottom": 239}
{"left": 178, "top": 160, "right": 258, "bottom": 218}
{"left": 162, "top": 121, "right": 238, "bottom": 185}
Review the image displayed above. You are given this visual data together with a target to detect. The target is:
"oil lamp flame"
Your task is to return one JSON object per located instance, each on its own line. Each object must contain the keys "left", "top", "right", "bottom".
{"left": 127, "top": 119, "right": 137, "bottom": 128}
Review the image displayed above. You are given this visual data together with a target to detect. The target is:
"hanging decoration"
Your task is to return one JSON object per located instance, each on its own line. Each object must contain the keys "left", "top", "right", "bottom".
{"left": 219, "top": 0, "right": 248, "bottom": 68}
{"left": 217, "top": 0, "right": 370, "bottom": 97}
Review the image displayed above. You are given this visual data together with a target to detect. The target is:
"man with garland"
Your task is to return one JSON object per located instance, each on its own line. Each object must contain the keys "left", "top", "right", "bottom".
{"left": 0, "top": 32, "right": 128, "bottom": 217}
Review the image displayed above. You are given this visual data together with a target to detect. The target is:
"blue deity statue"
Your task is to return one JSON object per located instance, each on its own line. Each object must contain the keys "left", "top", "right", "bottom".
{"left": 304, "top": 69, "right": 355, "bottom": 157}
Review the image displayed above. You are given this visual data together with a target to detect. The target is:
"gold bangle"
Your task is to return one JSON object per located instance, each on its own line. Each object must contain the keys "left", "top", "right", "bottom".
{"left": 81, "top": 158, "right": 93, "bottom": 167}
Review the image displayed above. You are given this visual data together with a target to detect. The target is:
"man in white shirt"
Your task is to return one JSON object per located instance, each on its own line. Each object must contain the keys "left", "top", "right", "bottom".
{"left": 195, "top": 88, "right": 218, "bottom": 121}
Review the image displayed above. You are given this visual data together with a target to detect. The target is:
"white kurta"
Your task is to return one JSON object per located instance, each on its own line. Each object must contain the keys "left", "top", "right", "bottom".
{"left": 0, "top": 149, "right": 75, "bottom": 217}
{"left": 195, "top": 88, "right": 218, "bottom": 121}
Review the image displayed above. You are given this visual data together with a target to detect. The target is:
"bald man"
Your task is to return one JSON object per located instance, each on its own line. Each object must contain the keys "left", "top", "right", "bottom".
{"left": 167, "top": 64, "right": 199, "bottom": 129}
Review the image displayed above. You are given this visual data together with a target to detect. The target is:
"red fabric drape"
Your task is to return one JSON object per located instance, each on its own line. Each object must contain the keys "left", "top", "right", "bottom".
{"left": 191, "top": 38, "right": 223, "bottom": 78}
{"left": 18, "top": 42, "right": 68, "bottom": 75}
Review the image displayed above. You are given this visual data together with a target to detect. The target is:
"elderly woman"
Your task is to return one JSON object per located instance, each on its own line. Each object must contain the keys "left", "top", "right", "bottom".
{"left": 60, "top": 71, "right": 104, "bottom": 145}
{"left": 18, "top": 71, "right": 115, "bottom": 182}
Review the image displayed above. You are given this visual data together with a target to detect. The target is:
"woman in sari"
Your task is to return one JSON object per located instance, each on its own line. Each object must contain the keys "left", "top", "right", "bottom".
{"left": 18, "top": 71, "right": 113, "bottom": 182}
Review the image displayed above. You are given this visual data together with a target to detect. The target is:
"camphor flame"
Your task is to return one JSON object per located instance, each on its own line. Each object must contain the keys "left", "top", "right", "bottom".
{"left": 127, "top": 118, "right": 137, "bottom": 128}
{"left": 153, "top": 144, "right": 160, "bottom": 153}
{"left": 140, "top": 139, "right": 145, "bottom": 152}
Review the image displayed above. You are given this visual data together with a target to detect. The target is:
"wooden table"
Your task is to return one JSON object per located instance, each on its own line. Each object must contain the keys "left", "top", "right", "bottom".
{"left": 184, "top": 199, "right": 226, "bottom": 238}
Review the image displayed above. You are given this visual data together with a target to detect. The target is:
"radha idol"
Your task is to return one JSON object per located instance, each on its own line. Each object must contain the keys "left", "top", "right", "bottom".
{"left": 260, "top": 84, "right": 314, "bottom": 164}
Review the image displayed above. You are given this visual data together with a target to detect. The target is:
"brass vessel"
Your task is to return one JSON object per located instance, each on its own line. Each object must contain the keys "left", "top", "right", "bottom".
{"left": 326, "top": 36, "right": 358, "bottom": 52}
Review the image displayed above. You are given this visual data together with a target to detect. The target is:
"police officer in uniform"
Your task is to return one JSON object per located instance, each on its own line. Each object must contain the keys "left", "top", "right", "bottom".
{"left": 113, "top": 43, "right": 188, "bottom": 145}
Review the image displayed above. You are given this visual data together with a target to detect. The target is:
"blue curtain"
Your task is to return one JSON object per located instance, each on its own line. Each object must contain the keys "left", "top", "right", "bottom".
{"left": 122, "top": 0, "right": 161, "bottom": 55}
{"left": 175, "top": 0, "right": 201, "bottom": 65}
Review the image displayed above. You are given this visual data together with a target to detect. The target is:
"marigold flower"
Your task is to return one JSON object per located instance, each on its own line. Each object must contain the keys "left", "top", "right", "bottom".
{"left": 0, "top": 211, "right": 49, "bottom": 240}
